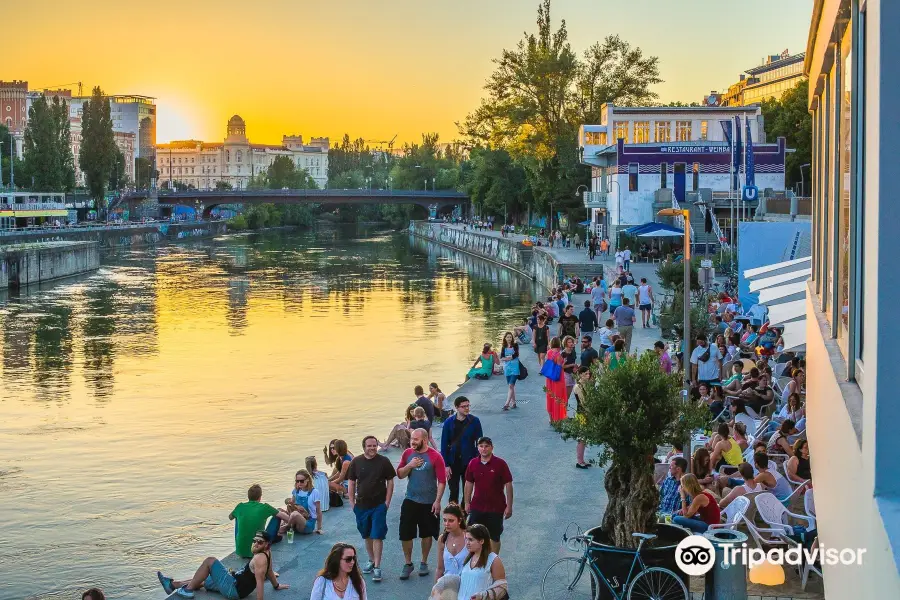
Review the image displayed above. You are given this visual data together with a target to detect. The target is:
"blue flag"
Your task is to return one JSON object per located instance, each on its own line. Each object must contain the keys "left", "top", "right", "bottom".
{"left": 733, "top": 115, "right": 743, "bottom": 190}
{"left": 745, "top": 118, "right": 755, "bottom": 187}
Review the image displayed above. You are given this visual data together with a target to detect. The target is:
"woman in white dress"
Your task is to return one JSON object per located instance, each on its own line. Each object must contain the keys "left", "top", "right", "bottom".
{"left": 310, "top": 543, "right": 366, "bottom": 600}
{"left": 457, "top": 524, "right": 507, "bottom": 600}
{"left": 435, "top": 505, "right": 468, "bottom": 581}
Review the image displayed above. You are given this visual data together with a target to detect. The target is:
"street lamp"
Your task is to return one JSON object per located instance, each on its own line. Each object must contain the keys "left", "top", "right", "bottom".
{"left": 608, "top": 179, "right": 621, "bottom": 248}
{"left": 576, "top": 184, "right": 589, "bottom": 237}
{"left": 659, "top": 205, "right": 692, "bottom": 472}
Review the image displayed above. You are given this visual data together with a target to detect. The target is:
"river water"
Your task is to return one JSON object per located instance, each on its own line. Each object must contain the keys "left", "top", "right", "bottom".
{"left": 0, "top": 225, "right": 539, "bottom": 600}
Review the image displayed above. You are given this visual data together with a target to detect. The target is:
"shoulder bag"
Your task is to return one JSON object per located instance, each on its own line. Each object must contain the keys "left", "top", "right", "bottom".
{"left": 539, "top": 358, "right": 562, "bottom": 381}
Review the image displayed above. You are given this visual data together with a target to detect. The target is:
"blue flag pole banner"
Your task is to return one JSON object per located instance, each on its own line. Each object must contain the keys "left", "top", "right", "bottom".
{"left": 733, "top": 115, "right": 743, "bottom": 191}
{"left": 745, "top": 118, "right": 756, "bottom": 188}
{"left": 721, "top": 120, "right": 734, "bottom": 192}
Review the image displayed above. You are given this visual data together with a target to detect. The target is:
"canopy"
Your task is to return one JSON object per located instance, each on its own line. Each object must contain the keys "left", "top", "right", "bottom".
{"left": 748, "top": 268, "right": 812, "bottom": 293}
{"left": 578, "top": 220, "right": 592, "bottom": 226}
{"left": 744, "top": 256, "right": 811, "bottom": 280}
{"left": 741, "top": 258, "right": 810, "bottom": 353}
{"left": 781, "top": 320, "right": 807, "bottom": 351}
{"left": 766, "top": 300, "right": 806, "bottom": 325}
{"left": 638, "top": 229, "right": 685, "bottom": 238}
{"left": 625, "top": 222, "right": 685, "bottom": 237}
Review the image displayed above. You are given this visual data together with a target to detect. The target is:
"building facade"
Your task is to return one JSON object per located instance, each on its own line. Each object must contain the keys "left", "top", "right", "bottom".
{"left": 717, "top": 51, "right": 806, "bottom": 106}
{"left": 805, "top": 0, "right": 900, "bottom": 596}
{"left": 0, "top": 80, "right": 28, "bottom": 133}
{"left": 156, "top": 116, "right": 329, "bottom": 190}
{"left": 578, "top": 104, "right": 786, "bottom": 242}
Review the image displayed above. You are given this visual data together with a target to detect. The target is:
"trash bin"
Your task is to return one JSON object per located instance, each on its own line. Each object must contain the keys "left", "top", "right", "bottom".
{"left": 703, "top": 529, "right": 748, "bottom": 600}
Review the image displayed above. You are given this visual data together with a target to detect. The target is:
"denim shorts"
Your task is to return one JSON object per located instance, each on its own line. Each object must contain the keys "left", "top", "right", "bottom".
{"left": 506, "top": 375, "right": 518, "bottom": 386}
{"left": 203, "top": 559, "right": 240, "bottom": 600}
{"left": 354, "top": 503, "right": 388, "bottom": 540}
{"left": 301, "top": 518, "right": 316, "bottom": 534}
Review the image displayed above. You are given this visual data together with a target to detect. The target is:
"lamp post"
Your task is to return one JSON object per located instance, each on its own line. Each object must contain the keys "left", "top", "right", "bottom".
{"left": 799, "top": 163, "right": 810, "bottom": 197}
{"left": 659, "top": 206, "right": 692, "bottom": 471}
{"left": 576, "top": 184, "right": 589, "bottom": 241}
{"left": 608, "top": 179, "right": 621, "bottom": 249}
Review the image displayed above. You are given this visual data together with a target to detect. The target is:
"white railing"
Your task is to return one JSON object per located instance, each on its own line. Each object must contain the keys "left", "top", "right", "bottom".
{"left": 696, "top": 203, "right": 731, "bottom": 250}
{"left": 582, "top": 191, "right": 608, "bottom": 208}
{"left": 0, "top": 203, "right": 68, "bottom": 212}
{"left": 671, "top": 196, "right": 695, "bottom": 240}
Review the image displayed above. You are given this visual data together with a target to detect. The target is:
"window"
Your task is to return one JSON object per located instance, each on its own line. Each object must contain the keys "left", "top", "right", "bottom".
{"left": 633, "top": 121, "right": 650, "bottom": 143}
{"left": 837, "top": 24, "right": 853, "bottom": 356}
{"left": 660, "top": 163, "right": 667, "bottom": 189}
{"left": 700, "top": 121, "right": 708, "bottom": 140}
{"left": 614, "top": 121, "right": 629, "bottom": 143}
{"left": 236, "top": 151, "right": 242, "bottom": 162}
{"left": 676, "top": 121, "right": 692, "bottom": 141}
{"left": 693, "top": 163, "right": 700, "bottom": 190}
{"left": 226, "top": 150, "right": 230, "bottom": 162}
{"left": 628, "top": 163, "right": 639, "bottom": 191}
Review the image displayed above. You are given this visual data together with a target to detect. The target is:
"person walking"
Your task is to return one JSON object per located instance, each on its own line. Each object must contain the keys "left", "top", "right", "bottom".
{"left": 434, "top": 504, "right": 468, "bottom": 580}
{"left": 557, "top": 304, "right": 580, "bottom": 340}
{"left": 544, "top": 337, "right": 568, "bottom": 423}
{"left": 638, "top": 277, "right": 655, "bottom": 328}
{"left": 561, "top": 335, "right": 578, "bottom": 401}
{"left": 573, "top": 366, "right": 593, "bottom": 469}
{"left": 464, "top": 437, "right": 514, "bottom": 554}
{"left": 622, "top": 247, "right": 632, "bottom": 271}
{"left": 613, "top": 298, "right": 636, "bottom": 353}
{"left": 440, "top": 396, "right": 483, "bottom": 510}
{"left": 608, "top": 281, "right": 624, "bottom": 317}
{"left": 499, "top": 332, "right": 520, "bottom": 410}
{"left": 310, "top": 543, "right": 367, "bottom": 600}
{"left": 588, "top": 236, "right": 597, "bottom": 260}
{"left": 532, "top": 314, "right": 550, "bottom": 366}
{"left": 397, "top": 429, "right": 447, "bottom": 580}
{"left": 347, "top": 436, "right": 397, "bottom": 583}
{"left": 578, "top": 300, "right": 598, "bottom": 334}
{"left": 591, "top": 277, "right": 608, "bottom": 324}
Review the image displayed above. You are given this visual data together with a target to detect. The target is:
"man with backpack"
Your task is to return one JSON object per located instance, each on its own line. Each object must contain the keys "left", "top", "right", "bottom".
{"left": 690, "top": 334, "right": 722, "bottom": 387}
{"left": 439, "top": 396, "right": 483, "bottom": 511}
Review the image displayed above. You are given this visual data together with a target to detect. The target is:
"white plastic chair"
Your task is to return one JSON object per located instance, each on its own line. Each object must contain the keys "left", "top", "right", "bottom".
{"left": 804, "top": 488, "right": 816, "bottom": 519}
{"left": 740, "top": 514, "right": 789, "bottom": 548}
{"left": 709, "top": 496, "right": 750, "bottom": 531}
{"left": 755, "top": 492, "right": 816, "bottom": 534}
{"left": 801, "top": 535, "right": 823, "bottom": 590}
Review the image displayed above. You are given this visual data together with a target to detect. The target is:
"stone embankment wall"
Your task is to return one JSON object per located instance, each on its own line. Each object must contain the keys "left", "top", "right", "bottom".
{"left": 0, "top": 221, "right": 227, "bottom": 249}
{"left": 408, "top": 221, "right": 562, "bottom": 291}
{"left": 0, "top": 241, "right": 100, "bottom": 288}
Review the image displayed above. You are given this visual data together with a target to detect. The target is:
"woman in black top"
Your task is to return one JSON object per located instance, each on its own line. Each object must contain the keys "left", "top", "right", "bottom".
{"left": 158, "top": 532, "right": 288, "bottom": 598}
{"left": 532, "top": 314, "right": 550, "bottom": 365}
{"left": 786, "top": 438, "right": 812, "bottom": 484}
{"left": 561, "top": 335, "right": 578, "bottom": 400}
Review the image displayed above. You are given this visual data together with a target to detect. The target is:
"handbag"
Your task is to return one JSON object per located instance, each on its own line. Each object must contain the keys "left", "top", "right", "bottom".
{"left": 517, "top": 363, "right": 529, "bottom": 381}
{"left": 539, "top": 358, "right": 562, "bottom": 382}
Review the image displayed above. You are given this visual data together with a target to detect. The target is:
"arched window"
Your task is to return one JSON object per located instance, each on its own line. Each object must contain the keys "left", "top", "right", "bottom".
{"left": 236, "top": 150, "right": 242, "bottom": 163}
{"left": 226, "top": 150, "right": 230, "bottom": 162}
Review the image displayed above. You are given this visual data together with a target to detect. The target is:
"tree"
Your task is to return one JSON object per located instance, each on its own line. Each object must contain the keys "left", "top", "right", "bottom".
{"left": 135, "top": 157, "right": 153, "bottom": 189}
{"left": 21, "top": 95, "right": 75, "bottom": 191}
{"left": 107, "top": 149, "right": 128, "bottom": 192}
{"left": 79, "top": 87, "right": 118, "bottom": 204}
{"left": 761, "top": 79, "right": 812, "bottom": 189}
{"left": 461, "top": 147, "right": 531, "bottom": 221}
{"left": 214, "top": 180, "right": 233, "bottom": 190}
{"left": 556, "top": 353, "right": 708, "bottom": 548}
{"left": 265, "top": 155, "right": 318, "bottom": 189}
{"left": 0, "top": 124, "right": 23, "bottom": 189}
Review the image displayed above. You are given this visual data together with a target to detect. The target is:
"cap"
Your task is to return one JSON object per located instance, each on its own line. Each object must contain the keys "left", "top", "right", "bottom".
{"left": 477, "top": 436, "right": 493, "bottom": 446}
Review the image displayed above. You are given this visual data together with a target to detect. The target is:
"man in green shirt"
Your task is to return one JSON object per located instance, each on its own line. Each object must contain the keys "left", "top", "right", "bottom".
{"left": 229, "top": 484, "right": 281, "bottom": 557}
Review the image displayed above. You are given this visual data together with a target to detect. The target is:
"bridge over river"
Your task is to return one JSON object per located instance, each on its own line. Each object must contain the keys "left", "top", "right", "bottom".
{"left": 120, "top": 189, "right": 469, "bottom": 218}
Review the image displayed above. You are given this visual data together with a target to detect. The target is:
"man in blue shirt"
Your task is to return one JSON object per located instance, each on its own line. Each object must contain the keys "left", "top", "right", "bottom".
{"left": 658, "top": 457, "right": 687, "bottom": 514}
{"left": 440, "top": 396, "right": 483, "bottom": 510}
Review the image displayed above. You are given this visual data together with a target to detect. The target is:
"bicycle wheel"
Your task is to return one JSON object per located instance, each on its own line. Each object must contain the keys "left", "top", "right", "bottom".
{"left": 626, "top": 566, "right": 689, "bottom": 600}
{"left": 541, "top": 557, "right": 600, "bottom": 600}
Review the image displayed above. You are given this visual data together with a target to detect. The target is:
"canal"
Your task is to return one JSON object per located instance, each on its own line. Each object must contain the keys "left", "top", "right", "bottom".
{"left": 0, "top": 225, "right": 540, "bottom": 600}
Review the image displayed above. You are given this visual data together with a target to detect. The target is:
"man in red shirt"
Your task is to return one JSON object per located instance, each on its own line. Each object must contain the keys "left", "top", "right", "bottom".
{"left": 463, "top": 437, "right": 514, "bottom": 553}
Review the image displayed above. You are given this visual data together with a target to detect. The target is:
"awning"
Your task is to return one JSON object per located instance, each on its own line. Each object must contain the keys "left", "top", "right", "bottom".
{"left": 766, "top": 300, "right": 806, "bottom": 325}
{"left": 748, "top": 268, "right": 812, "bottom": 292}
{"left": 781, "top": 320, "right": 807, "bottom": 351}
{"left": 757, "top": 281, "right": 807, "bottom": 306}
{"left": 626, "top": 223, "right": 684, "bottom": 236}
{"left": 744, "top": 256, "right": 811, "bottom": 280}
{"left": 639, "top": 229, "right": 685, "bottom": 238}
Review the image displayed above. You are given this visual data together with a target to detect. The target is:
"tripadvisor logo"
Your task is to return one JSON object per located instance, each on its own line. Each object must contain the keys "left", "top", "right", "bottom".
{"left": 675, "top": 536, "right": 715, "bottom": 576}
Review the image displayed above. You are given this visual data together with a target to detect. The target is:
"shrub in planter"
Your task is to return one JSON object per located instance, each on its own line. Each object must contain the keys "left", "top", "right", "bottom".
{"left": 556, "top": 352, "right": 709, "bottom": 548}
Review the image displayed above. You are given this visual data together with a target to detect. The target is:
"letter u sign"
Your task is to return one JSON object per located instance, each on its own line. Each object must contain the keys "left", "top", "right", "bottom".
{"left": 742, "top": 185, "right": 758, "bottom": 202}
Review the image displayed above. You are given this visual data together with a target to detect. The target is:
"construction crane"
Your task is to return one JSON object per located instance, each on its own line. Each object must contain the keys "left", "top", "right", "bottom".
{"left": 365, "top": 134, "right": 398, "bottom": 153}
{"left": 33, "top": 81, "right": 83, "bottom": 95}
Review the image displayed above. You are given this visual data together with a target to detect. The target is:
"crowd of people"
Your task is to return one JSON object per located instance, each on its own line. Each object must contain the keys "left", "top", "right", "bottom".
{"left": 153, "top": 380, "right": 513, "bottom": 600}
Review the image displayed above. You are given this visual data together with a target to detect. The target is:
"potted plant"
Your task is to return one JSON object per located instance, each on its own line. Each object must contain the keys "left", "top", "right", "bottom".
{"left": 556, "top": 352, "right": 709, "bottom": 593}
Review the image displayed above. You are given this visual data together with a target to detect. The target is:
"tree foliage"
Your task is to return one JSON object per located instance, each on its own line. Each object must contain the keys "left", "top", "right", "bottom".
{"left": 107, "top": 149, "right": 128, "bottom": 191}
{"left": 460, "top": 147, "right": 530, "bottom": 220}
{"left": 556, "top": 352, "right": 708, "bottom": 547}
{"left": 761, "top": 79, "right": 812, "bottom": 190}
{"left": 135, "top": 157, "right": 153, "bottom": 189}
{"left": 458, "top": 0, "right": 662, "bottom": 225}
{"left": 214, "top": 180, "right": 233, "bottom": 190}
{"left": 79, "top": 87, "right": 118, "bottom": 202}
{"left": 0, "top": 124, "right": 24, "bottom": 189}
{"left": 21, "top": 95, "right": 75, "bottom": 192}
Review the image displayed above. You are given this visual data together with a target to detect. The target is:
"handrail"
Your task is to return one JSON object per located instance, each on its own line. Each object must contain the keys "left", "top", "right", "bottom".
{"left": 697, "top": 203, "right": 730, "bottom": 250}
{"left": 671, "top": 196, "right": 695, "bottom": 240}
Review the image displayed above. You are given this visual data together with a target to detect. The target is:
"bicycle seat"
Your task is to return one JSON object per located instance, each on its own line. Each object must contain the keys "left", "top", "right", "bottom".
{"left": 632, "top": 533, "right": 657, "bottom": 541}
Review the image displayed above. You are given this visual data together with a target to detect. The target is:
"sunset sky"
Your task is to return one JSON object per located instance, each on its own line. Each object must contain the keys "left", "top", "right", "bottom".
{"left": 7, "top": 0, "right": 812, "bottom": 146}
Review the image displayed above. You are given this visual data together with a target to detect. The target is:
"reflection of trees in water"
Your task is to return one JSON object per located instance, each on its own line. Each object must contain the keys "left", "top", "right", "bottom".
{"left": 32, "top": 305, "right": 74, "bottom": 399}
{"left": 82, "top": 283, "right": 117, "bottom": 400}
{"left": 2, "top": 317, "right": 32, "bottom": 392}
{"left": 227, "top": 276, "right": 250, "bottom": 333}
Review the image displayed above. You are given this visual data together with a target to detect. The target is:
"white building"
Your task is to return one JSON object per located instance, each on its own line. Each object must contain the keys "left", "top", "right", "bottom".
{"left": 578, "top": 104, "right": 787, "bottom": 246}
{"left": 156, "top": 115, "right": 329, "bottom": 190}
{"left": 804, "top": 0, "right": 900, "bottom": 596}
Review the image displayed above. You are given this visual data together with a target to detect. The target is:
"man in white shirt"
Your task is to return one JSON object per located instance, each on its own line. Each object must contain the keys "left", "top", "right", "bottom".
{"left": 690, "top": 334, "right": 722, "bottom": 386}
{"left": 622, "top": 248, "right": 632, "bottom": 271}
{"left": 615, "top": 251, "right": 625, "bottom": 271}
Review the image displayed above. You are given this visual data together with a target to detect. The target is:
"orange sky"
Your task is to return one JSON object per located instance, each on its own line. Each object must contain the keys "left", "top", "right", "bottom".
{"left": 6, "top": 0, "right": 812, "bottom": 146}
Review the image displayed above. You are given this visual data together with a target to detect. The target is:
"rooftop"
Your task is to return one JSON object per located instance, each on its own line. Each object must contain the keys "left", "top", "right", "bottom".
{"left": 745, "top": 52, "right": 806, "bottom": 75}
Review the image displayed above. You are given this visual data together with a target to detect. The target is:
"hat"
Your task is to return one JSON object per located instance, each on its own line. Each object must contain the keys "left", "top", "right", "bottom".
{"left": 477, "top": 436, "right": 493, "bottom": 446}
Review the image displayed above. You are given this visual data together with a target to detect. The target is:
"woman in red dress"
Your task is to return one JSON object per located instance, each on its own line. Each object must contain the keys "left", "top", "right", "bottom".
{"left": 545, "top": 337, "right": 568, "bottom": 423}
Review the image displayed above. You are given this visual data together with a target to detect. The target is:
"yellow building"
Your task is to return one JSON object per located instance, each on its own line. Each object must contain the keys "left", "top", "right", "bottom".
{"left": 720, "top": 51, "right": 807, "bottom": 106}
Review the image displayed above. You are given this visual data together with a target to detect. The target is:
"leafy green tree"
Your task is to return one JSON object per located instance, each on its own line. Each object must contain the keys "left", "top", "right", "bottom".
{"left": 79, "top": 87, "right": 118, "bottom": 204}
{"left": 761, "top": 79, "right": 812, "bottom": 189}
{"left": 214, "top": 180, "right": 233, "bottom": 190}
{"left": 135, "top": 157, "right": 153, "bottom": 189}
{"left": 461, "top": 147, "right": 530, "bottom": 221}
{"left": 21, "top": 95, "right": 76, "bottom": 191}
{"left": 107, "top": 149, "right": 128, "bottom": 191}
{"left": 0, "top": 124, "right": 24, "bottom": 189}
{"left": 556, "top": 352, "right": 709, "bottom": 547}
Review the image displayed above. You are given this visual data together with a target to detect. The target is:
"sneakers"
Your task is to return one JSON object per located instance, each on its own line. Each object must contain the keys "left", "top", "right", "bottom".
{"left": 157, "top": 571, "right": 174, "bottom": 595}
{"left": 418, "top": 561, "right": 430, "bottom": 576}
{"left": 175, "top": 586, "right": 195, "bottom": 598}
{"left": 399, "top": 563, "right": 414, "bottom": 580}
{"left": 372, "top": 567, "right": 383, "bottom": 582}
{"left": 361, "top": 560, "right": 374, "bottom": 574}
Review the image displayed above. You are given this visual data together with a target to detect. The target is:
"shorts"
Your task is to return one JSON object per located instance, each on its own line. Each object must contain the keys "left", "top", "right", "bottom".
{"left": 468, "top": 510, "right": 505, "bottom": 542}
{"left": 506, "top": 375, "right": 518, "bottom": 386}
{"left": 535, "top": 344, "right": 548, "bottom": 354}
{"left": 639, "top": 304, "right": 652, "bottom": 311}
{"left": 354, "top": 503, "right": 388, "bottom": 540}
{"left": 399, "top": 498, "right": 440, "bottom": 540}
{"left": 203, "top": 559, "right": 240, "bottom": 600}
{"left": 727, "top": 477, "right": 744, "bottom": 489}
{"left": 298, "top": 518, "right": 316, "bottom": 534}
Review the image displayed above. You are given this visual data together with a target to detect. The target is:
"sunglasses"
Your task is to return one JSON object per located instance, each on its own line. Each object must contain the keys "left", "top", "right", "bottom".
{"left": 296, "top": 478, "right": 307, "bottom": 483}
{"left": 253, "top": 538, "right": 266, "bottom": 544}
{"left": 342, "top": 556, "right": 356, "bottom": 563}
